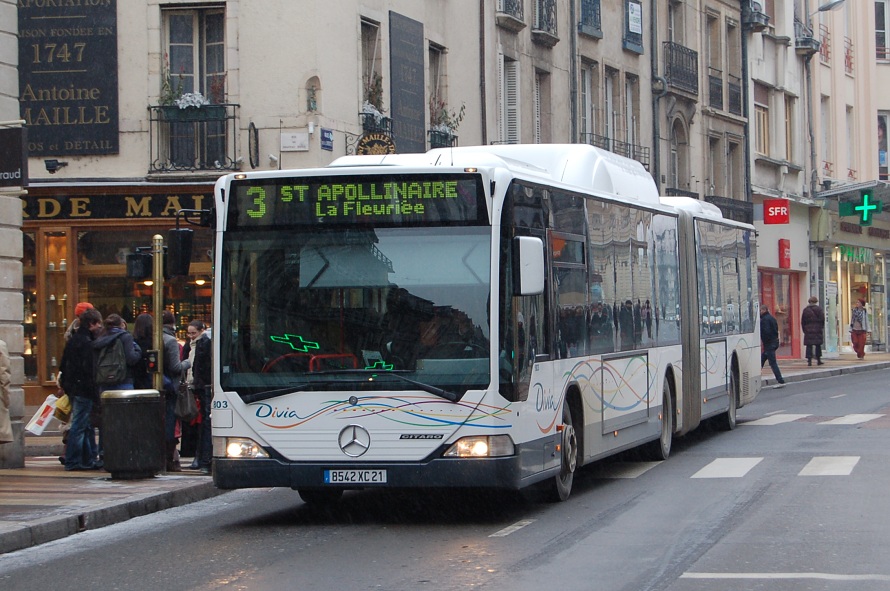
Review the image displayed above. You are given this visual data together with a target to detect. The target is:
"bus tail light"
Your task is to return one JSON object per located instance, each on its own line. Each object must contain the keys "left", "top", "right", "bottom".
{"left": 443, "top": 435, "right": 514, "bottom": 458}
{"left": 215, "top": 436, "right": 269, "bottom": 459}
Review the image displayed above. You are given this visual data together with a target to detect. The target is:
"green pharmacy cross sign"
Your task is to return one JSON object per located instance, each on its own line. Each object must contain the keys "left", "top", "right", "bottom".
{"left": 839, "top": 190, "right": 883, "bottom": 226}
{"left": 270, "top": 333, "right": 320, "bottom": 353}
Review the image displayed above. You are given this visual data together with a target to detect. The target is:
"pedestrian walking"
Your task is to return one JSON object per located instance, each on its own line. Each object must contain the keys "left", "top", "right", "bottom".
{"left": 760, "top": 305, "right": 786, "bottom": 386}
{"left": 162, "top": 311, "right": 189, "bottom": 472}
{"left": 850, "top": 298, "right": 870, "bottom": 359}
{"left": 801, "top": 296, "right": 825, "bottom": 366}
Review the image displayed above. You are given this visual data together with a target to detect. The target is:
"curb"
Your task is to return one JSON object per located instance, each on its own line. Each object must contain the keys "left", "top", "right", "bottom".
{"left": 762, "top": 361, "right": 890, "bottom": 387}
{"left": 0, "top": 480, "right": 223, "bottom": 555}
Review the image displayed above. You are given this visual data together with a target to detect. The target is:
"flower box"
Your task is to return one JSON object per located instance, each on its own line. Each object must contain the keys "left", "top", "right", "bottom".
{"left": 160, "top": 105, "right": 226, "bottom": 122}
{"left": 429, "top": 129, "right": 457, "bottom": 149}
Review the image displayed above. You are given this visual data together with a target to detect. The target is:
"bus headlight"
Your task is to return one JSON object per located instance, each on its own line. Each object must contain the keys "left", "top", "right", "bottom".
{"left": 214, "top": 437, "right": 269, "bottom": 459}
{"left": 443, "top": 435, "right": 514, "bottom": 458}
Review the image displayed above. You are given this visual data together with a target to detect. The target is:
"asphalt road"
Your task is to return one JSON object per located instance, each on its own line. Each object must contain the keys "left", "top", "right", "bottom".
{"left": 2, "top": 369, "right": 889, "bottom": 591}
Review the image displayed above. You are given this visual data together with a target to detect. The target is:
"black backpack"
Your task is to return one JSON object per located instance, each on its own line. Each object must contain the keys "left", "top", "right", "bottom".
{"left": 96, "top": 334, "right": 128, "bottom": 385}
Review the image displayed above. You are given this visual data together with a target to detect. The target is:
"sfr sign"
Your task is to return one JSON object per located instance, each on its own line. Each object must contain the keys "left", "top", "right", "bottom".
{"left": 763, "top": 199, "right": 790, "bottom": 224}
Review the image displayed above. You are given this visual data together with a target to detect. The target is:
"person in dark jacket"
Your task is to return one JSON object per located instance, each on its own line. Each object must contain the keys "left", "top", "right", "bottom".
{"left": 93, "top": 314, "right": 142, "bottom": 389}
{"left": 162, "top": 311, "right": 189, "bottom": 471}
{"left": 59, "top": 308, "right": 103, "bottom": 470}
{"left": 760, "top": 305, "right": 785, "bottom": 386}
{"left": 183, "top": 320, "right": 212, "bottom": 474}
{"left": 801, "top": 296, "right": 825, "bottom": 366}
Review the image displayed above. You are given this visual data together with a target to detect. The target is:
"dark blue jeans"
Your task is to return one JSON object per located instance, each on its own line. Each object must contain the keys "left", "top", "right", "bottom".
{"left": 64, "top": 396, "right": 97, "bottom": 469}
{"left": 761, "top": 346, "right": 784, "bottom": 383}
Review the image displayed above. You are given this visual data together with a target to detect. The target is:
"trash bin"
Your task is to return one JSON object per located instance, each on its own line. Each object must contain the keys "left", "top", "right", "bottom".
{"left": 101, "top": 389, "right": 164, "bottom": 479}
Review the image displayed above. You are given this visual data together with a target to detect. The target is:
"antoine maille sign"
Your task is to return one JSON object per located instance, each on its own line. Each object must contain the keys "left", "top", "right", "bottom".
{"left": 22, "top": 191, "right": 212, "bottom": 221}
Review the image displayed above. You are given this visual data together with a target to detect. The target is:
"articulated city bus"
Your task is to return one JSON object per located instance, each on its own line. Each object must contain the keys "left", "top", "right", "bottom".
{"left": 209, "top": 144, "right": 760, "bottom": 504}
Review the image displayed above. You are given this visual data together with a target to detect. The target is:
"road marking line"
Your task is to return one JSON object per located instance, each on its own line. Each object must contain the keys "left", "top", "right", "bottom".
{"left": 691, "top": 457, "right": 762, "bottom": 479}
{"left": 681, "top": 572, "right": 890, "bottom": 581}
{"left": 830, "top": 394, "right": 846, "bottom": 399}
{"left": 489, "top": 519, "right": 535, "bottom": 537}
{"left": 799, "top": 456, "right": 859, "bottom": 476}
{"left": 744, "top": 414, "right": 810, "bottom": 426}
{"left": 818, "top": 414, "right": 883, "bottom": 425}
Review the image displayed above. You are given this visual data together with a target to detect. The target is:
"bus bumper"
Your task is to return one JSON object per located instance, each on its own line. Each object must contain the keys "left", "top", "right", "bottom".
{"left": 213, "top": 455, "right": 527, "bottom": 491}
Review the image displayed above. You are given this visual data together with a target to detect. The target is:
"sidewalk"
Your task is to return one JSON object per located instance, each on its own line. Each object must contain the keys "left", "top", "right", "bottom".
{"left": 3, "top": 351, "right": 890, "bottom": 555}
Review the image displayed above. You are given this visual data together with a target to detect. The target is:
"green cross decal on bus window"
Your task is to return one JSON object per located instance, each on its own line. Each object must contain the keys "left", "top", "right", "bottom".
{"left": 838, "top": 189, "right": 883, "bottom": 226}
{"left": 270, "top": 334, "right": 320, "bottom": 352}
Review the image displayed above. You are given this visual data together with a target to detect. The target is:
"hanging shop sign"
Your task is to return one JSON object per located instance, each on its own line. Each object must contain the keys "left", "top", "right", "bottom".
{"left": 0, "top": 127, "right": 28, "bottom": 187}
{"left": 763, "top": 199, "right": 790, "bottom": 224}
{"left": 838, "top": 189, "right": 883, "bottom": 226}
{"left": 356, "top": 133, "right": 396, "bottom": 155}
{"left": 778, "top": 238, "right": 791, "bottom": 269}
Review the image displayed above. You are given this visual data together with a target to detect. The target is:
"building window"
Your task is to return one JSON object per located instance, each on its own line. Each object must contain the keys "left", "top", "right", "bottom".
{"left": 498, "top": 55, "right": 520, "bottom": 144}
{"left": 708, "top": 136, "right": 721, "bottom": 195}
{"left": 784, "top": 95, "right": 794, "bottom": 161}
{"left": 879, "top": 112, "right": 888, "bottom": 180}
{"left": 728, "top": 140, "right": 742, "bottom": 198}
{"left": 580, "top": 61, "right": 598, "bottom": 141}
{"left": 821, "top": 95, "right": 832, "bottom": 176}
{"left": 754, "top": 84, "right": 769, "bottom": 156}
{"left": 162, "top": 8, "right": 226, "bottom": 170}
{"left": 604, "top": 68, "right": 618, "bottom": 142}
{"left": 624, "top": 75, "right": 639, "bottom": 151}
{"left": 878, "top": 0, "right": 889, "bottom": 60}
{"left": 623, "top": 0, "right": 644, "bottom": 53}
{"left": 361, "top": 19, "right": 383, "bottom": 113}
{"left": 668, "top": 0, "right": 684, "bottom": 44}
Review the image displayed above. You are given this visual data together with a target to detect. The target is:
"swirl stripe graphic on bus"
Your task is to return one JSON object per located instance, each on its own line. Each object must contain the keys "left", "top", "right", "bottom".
{"left": 565, "top": 356, "right": 657, "bottom": 413}
{"left": 254, "top": 395, "right": 512, "bottom": 430}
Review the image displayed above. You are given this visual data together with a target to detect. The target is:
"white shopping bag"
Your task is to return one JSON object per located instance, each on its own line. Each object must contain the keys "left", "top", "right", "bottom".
{"left": 25, "top": 394, "right": 58, "bottom": 436}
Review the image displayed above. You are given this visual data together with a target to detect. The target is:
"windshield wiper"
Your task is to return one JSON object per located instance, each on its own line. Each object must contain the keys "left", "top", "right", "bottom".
{"left": 241, "top": 384, "right": 312, "bottom": 404}
{"left": 312, "top": 369, "right": 461, "bottom": 402}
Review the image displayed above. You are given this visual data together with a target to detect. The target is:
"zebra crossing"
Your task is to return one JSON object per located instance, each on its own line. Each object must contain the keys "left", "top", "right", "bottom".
{"left": 590, "top": 413, "right": 883, "bottom": 480}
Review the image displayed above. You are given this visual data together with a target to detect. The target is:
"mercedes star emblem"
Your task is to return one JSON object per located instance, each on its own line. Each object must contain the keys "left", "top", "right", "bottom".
{"left": 338, "top": 425, "right": 371, "bottom": 457}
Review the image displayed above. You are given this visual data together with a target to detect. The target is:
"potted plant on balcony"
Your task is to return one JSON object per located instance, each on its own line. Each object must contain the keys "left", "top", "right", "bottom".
{"left": 361, "top": 72, "right": 390, "bottom": 133}
{"left": 429, "top": 95, "right": 465, "bottom": 148}
{"left": 158, "top": 58, "right": 225, "bottom": 122}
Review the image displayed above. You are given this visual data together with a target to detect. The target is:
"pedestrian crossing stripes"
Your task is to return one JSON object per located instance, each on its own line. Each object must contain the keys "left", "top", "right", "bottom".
{"left": 593, "top": 456, "right": 863, "bottom": 479}
{"left": 744, "top": 413, "right": 885, "bottom": 426}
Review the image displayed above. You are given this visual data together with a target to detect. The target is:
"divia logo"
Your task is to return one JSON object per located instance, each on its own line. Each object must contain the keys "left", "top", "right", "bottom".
{"left": 254, "top": 403, "right": 300, "bottom": 419}
{"left": 536, "top": 386, "right": 558, "bottom": 413}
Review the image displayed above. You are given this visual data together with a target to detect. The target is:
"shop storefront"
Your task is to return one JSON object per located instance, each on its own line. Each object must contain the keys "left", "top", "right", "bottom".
{"left": 810, "top": 181, "right": 890, "bottom": 356}
{"left": 755, "top": 198, "right": 809, "bottom": 359}
{"left": 22, "top": 183, "right": 214, "bottom": 405}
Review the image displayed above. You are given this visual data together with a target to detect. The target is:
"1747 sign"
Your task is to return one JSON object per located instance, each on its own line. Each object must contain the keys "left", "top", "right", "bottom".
{"left": 18, "top": 0, "right": 119, "bottom": 156}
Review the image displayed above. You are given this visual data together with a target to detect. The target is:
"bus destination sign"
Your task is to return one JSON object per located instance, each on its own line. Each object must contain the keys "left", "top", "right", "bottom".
{"left": 230, "top": 174, "right": 485, "bottom": 227}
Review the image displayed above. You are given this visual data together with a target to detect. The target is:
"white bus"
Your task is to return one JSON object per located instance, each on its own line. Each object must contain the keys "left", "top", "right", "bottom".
{"left": 209, "top": 144, "right": 760, "bottom": 503}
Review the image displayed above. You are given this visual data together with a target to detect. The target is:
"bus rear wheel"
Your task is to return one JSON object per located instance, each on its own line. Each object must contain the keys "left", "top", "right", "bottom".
{"left": 716, "top": 369, "right": 739, "bottom": 431}
{"left": 298, "top": 488, "right": 344, "bottom": 506}
{"left": 547, "top": 401, "right": 578, "bottom": 502}
{"left": 643, "top": 380, "right": 673, "bottom": 461}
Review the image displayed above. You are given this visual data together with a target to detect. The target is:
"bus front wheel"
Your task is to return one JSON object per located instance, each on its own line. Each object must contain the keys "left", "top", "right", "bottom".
{"left": 547, "top": 401, "right": 578, "bottom": 502}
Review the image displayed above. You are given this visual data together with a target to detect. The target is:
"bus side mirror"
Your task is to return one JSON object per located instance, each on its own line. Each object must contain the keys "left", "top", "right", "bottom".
{"left": 167, "top": 228, "right": 194, "bottom": 277}
{"left": 513, "top": 236, "right": 544, "bottom": 296}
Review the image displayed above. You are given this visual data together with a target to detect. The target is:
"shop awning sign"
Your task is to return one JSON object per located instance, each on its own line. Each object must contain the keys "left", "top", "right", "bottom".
{"left": 839, "top": 189, "right": 883, "bottom": 226}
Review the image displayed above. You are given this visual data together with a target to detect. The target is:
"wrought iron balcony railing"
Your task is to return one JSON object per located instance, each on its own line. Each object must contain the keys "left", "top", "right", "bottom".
{"left": 149, "top": 104, "right": 239, "bottom": 173}
{"left": 578, "top": 0, "right": 602, "bottom": 38}
{"left": 497, "top": 0, "right": 526, "bottom": 32}
{"left": 360, "top": 112, "right": 393, "bottom": 135}
{"left": 429, "top": 129, "right": 457, "bottom": 149}
{"left": 581, "top": 133, "right": 651, "bottom": 170}
{"left": 727, "top": 74, "right": 742, "bottom": 115}
{"left": 708, "top": 67, "right": 724, "bottom": 110}
{"left": 532, "top": 0, "right": 559, "bottom": 46}
{"left": 663, "top": 42, "right": 699, "bottom": 95}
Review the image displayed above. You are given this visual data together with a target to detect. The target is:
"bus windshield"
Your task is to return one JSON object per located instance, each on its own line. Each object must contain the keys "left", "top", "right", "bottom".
{"left": 219, "top": 225, "right": 492, "bottom": 397}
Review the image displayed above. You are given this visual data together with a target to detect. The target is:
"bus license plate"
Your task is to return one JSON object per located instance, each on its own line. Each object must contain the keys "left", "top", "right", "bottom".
{"left": 324, "top": 469, "right": 387, "bottom": 484}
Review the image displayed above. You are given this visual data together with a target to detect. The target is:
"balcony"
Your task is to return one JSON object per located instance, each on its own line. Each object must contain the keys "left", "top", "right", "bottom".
{"left": 360, "top": 112, "right": 393, "bottom": 135}
{"left": 708, "top": 67, "right": 724, "bottom": 110}
{"left": 819, "top": 24, "right": 831, "bottom": 64}
{"left": 844, "top": 36, "right": 854, "bottom": 74}
{"left": 727, "top": 73, "right": 742, "bottom": 115}
{"left": 578, "top": 0, "right": 602, "bottom": 39}
{"left": 742, "top": 0, "right": 769, "bottom": 32}
{"left": 496, "top": 0, "right": 526, "bottom": 32}
{"left": 429, "top": 129, "right": 457, "bottom": 149}
{"left": 794, "top": 19, "right": 820, "bottom": 57}
{"left": 663, "top": 42, "right": 699, "bottom": 95}
{"left": 532, "top": 0, "right": 559, "bottom": 47}
{"left": 581, "top": 133, "right": 651, "bottom": 170}
{"left": 149, "top": 104, "right": 239, "bottom": 173}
